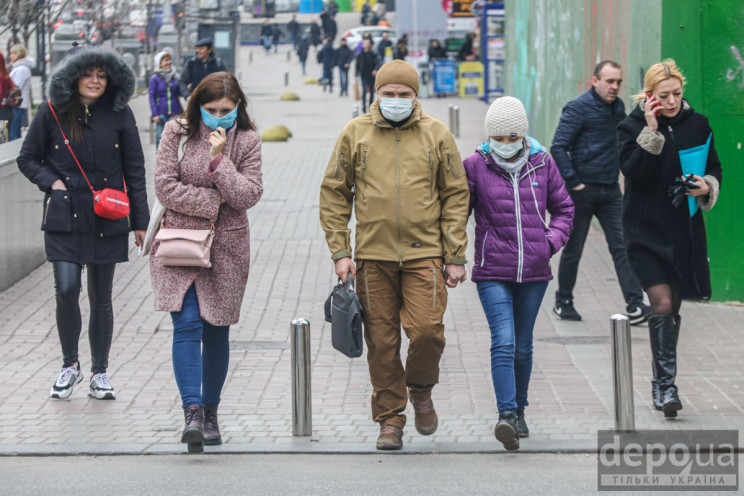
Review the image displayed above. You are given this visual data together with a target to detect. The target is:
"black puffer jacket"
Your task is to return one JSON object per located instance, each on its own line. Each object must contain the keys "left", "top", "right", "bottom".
{"left": 617, "top": 99, "right": 722, "bottom": 299}
{"left": 17, "top": 47, "right": 149, "bottom": 265}
{"left": 550, "top": 87, "right": 626, "bottom": 189}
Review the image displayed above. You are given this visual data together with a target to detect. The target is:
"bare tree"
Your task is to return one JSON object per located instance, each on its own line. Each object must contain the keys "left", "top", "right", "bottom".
{"left": 0, "top": 0, "right": 73, "bottom": 50}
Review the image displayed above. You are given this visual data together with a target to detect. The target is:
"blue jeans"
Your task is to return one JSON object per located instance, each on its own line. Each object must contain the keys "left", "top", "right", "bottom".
{"left": 154, "top": 114, "right": 168, "bottom": 151}
{"left": 171, "top": 285, "right": 230, "bottom": 409}
{"left": 9, "top": 107, "right": 27, "bottom": 141}
{"left": 338, "top": 68, "right": 349, "bottom": 95}
{"left": 476, "top": 280, "right": 548, "bottom": 413}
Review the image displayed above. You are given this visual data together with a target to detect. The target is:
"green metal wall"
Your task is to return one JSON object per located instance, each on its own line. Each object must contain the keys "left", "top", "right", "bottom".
{"left": 505, "top": 0, "right": 744, "bottom": 301}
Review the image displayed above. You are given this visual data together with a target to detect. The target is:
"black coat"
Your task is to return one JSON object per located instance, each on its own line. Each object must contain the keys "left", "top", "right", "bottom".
{"left": 617, "top": 100, "right": 722, "bottom": 299}
{"left": 550, "top": 87, "right": 627, "bottom": 189}
{"left": 310, "top": 23, "right": 321, "bottom": 46}
{"left": 180, "top": 52, "right": 226, "bottom": 97}
{"left": 297, "top": 37, "right": 310, "bottom": 62}
{"left": 335, "top": 45, "right": 353, "bottom": 70}
{"left": 16, "top": 47, "right": 149, "bottom": 265}
{"left": 355, "top": 50, "right": 379, "bottom": 78}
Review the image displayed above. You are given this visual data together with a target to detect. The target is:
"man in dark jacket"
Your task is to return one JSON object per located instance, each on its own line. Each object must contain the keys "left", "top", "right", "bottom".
{"left": 180, "top": 38, "right": 227, "bottom": 97}
{"left": 376, "top": 31, "right": 392, "bottom": 61}
{"left": 355, "top": 37, "right": 379, "bottom": 112}
{"left": 288, "top": 15, "right": 300, "bottom": 49}
{"left": 317, "top": 37, "right": 336, "bottom": 92}
{"left": 550, "top": 60, "right": 650, "bottom": 324}
{"left": 335, "top": 37, "right": 353, "bottom": 96}
{"left": 297, "top": 31, "right": 310, "bottom": 75}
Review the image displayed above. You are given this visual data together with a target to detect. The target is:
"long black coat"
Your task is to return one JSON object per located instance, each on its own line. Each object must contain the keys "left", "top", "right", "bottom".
{"left": 617, "top": 100, "right": 722, "bottom": 299}
{"left": 17, "top": 47, "right": 149, "bottom": 265}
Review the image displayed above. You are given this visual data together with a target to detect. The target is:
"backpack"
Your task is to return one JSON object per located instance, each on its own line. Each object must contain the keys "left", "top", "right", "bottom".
{"left": 324, "top": 274, "right": 364, "bottom": 358}
{"left": 6, "top": 80, "right": 22, "bottom": 107}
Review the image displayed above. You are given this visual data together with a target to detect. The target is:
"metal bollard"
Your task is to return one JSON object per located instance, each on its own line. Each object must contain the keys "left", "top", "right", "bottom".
{"left": 453, "top": 105, "right": 461, "bottom": 138}
{"left": 448, "top": 104, "right": 454, "bottom": 133}
{"left": 284, "top": 71, "right": 289, "bottom": 87}
{"left": 611, "top": 314, "right": 635, "bottom": 431}
{"left": 352, "top": 104, "right": 360, "bottom": 118}
{"left": 249, "top": 50, "right": 253, "bottom": 64}
{"left": 287, "top": 49, "right": 291, "bottom": 62}
{"left": 291, "top": 318, "right": 312, "bottom": 436}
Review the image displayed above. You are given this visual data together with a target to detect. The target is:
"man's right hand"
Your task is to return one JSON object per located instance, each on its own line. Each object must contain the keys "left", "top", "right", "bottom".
{"left": 334, "top": 257, "right": 356, "bottom": 282}
{"left": 51, "top": 179, "right": 67, "bottom": 191}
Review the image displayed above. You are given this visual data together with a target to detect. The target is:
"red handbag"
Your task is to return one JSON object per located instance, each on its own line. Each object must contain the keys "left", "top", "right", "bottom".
{"left": 48, "top": 101, "right": 130, "bottom": 220}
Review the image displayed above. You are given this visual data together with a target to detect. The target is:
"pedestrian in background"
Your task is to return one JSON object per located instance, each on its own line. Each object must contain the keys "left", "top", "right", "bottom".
{"left": 463, "top": 97, "right": 573, "bottom": 451}
{"left": 360, "top": 1, "right": 371, "bottom": 25}
{"left": 457, "top": 32, "right": 477, "bottom": 61}
{"left": 427, "top": 39, "right": 447, "bottom": 61}
{"left": 271, "top": 23, "right": 283, "bottom": 53}
{"left": 288, "top": 14, "right": 300, "bottom": 49}
{"left": 393, "top": 39, "right": 408, "bottom": 61}
{"left": 335, "top": 37, "right": 353, "bottom": 96}
{"left": 0, "top": 52, "right": 13, "bottom": 136}
{"left": 16, "top": 47, "right": 150, "bottom": 401}
{"left": 320, "top": 60, "right": 470, "bottom": 451}
{"left": 550, "top": 60, "right": 651, "bottom": 324}
{"left": 180, "top": 38, "right": 226, "bottom": 97}
{"left": 149, "top": 51, "right": 183, "bottom": 150}
{"left": 310, "top": 19, "right": 322, "bottom": 51}
{"left": 317, "top": 37, "right": 336, "bottom": 92}
{"left": 260, "top": 19, "right": 273, "bottom": 54}
{"left": 8, "top": 44, "right": 34, "bottom": 140}
{"left": 297, "top": 31, "right": 310, "bottom": 75}
{"left": 150, "top": 72, "right": 263, "bottom": 453}
{"left": 355, "top": 37, "right": 379, "bottom": 113}
{"left": 376, "top": 31, "right": 392, "bottom": 61}
{"left": 617, "top": 59, "right": 722, "bottom": 418}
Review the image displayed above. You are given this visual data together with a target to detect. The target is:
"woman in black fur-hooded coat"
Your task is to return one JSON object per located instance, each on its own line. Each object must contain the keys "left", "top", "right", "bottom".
{"left": 17, "top": 46, "right": 149, "bottom": 401}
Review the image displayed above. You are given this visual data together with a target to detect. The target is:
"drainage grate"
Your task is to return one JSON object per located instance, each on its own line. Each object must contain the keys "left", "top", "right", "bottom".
{"left": 230, "top": 340, "right": 290, "bottom": 350}
{"left": 537, "top": 336, "right": 646, "bottom": 345}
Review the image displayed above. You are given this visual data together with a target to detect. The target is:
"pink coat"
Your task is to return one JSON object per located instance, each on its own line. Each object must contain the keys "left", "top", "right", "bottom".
{"left": 150, "top": 119, "right": 263, "bottom": 326}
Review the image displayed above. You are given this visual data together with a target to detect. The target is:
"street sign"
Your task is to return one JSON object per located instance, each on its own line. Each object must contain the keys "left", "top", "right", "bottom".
{"left": 433, "top": 59, "right": 457, "bottom": 94}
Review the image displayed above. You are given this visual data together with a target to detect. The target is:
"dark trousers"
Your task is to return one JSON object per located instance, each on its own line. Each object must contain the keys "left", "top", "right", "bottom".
{"left": 53, "top": 261, "right": 116, "bottom": 373}
{"left": 360, "top": 75, "right": 375, "bottom": 112}
{"left": 556, "top": 183, "right": 643, "bottom": 306}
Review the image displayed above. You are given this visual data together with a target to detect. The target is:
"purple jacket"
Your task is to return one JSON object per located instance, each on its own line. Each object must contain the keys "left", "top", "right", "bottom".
{"left": 148, "top": 74, "right": 183, "bottom": 118}
{"left": 464, "top": 137, "right": 574, "bottom": 283}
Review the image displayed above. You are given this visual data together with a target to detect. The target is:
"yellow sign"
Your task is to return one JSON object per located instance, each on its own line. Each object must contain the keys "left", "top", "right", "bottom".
{"left": 452, "top": 0, "right": 475, "bottom": 17}
{"left": 458, "top": 61, "right": 484, "bottom": 98}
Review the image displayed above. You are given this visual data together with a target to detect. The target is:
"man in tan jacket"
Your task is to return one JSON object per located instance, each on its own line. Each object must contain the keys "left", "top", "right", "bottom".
{"left": 320, "top": 60, "right": 470, "bottom": 450}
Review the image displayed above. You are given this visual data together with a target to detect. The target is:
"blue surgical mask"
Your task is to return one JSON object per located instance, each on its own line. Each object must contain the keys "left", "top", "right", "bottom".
{"left": 380, "top": 97, "right": 414, "bottom": 122}
{"left": 489, "top": 138, "right": 524, "bottom": 159}
{"left": 200, "top": 105, "right": 238, "bottom": 131}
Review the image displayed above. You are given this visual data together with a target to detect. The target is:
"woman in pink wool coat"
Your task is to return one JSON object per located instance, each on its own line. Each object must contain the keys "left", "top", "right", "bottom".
{"left": 150, "top": 72, "right": 263, "bottom": 453}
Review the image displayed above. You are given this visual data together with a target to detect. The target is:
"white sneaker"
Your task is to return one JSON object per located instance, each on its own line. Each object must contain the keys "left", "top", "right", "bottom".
{"left": 88, "top": 373, "right": 116, "bottom": 400}
{"left": 50, "top": 363, "right": 83, "bottom": 399}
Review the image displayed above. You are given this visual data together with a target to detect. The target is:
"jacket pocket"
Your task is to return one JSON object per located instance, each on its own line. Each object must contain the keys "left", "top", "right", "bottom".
{"left": 101, "top": 216, "right": 131, "bottom": 237}
{"left": 41, "top": 189, "right": 73, "bottom": 232}
{"left": 360, "top": 148, "right": 368, "bottom": 200}
{"left": 428, "top": 148, "right": 435, "bottom": 200}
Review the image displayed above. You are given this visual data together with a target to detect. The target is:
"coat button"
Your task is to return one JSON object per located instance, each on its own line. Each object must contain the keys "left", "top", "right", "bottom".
{"left": 55, "top": 145, "right": 59, "bottom": 149}
{"left": 115, "top": 144, "right": 119, "bottom": 148}
{"left": 74, "top": 214, "right": 77, "bottom": 218}
{"left": 66, "top": 176, "right": 70, "bottom": 181}
{"left": 64, "top": 195, "right": 68, "bottom": 199}
{"left": 103, "top": 178, "right": 108, "bottom": 182}
{"left": 100, "top": 233, "right": 104, "bottom": 237}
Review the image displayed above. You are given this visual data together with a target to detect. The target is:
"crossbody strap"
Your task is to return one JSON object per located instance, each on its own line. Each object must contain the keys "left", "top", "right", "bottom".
{"left": 47, "top": 100, "right": 127, "bottom": 194}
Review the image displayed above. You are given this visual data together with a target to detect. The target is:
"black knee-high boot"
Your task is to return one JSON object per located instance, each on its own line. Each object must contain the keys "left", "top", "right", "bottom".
{"left": 648, "top": 314, "right": 682, "bottom": 417}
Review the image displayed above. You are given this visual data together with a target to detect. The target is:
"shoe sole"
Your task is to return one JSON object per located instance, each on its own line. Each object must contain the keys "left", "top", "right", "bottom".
{"left": 552, "top": 308, "right": 582, "bottom": 321}
{"left": 88, "top": 389, "right": 116, "bottom": 400}
{"left": 204, "top": 437, "right": 222, "bottom": 446}
{"left": 50, "top": 372, "right": 84, "bottom": 399}
{"left": 663, "top": 400, "right": 682, "bottom": 418}
{"left": 376, "top": 441, "right": 403, "bottom": 450}
{"left": 187, "top": 442, "right": 204, "bottom": 453}
{"left": 495, "top": 423, "right": 519, "bottom": 451}
{"left": 414, "top": 415, "right": 438, "bottom": 436}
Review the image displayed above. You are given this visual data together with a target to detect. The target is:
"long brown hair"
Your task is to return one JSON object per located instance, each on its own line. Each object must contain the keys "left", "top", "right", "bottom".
{"left": 181, "top": 72, "right": 255, "bottom": 146}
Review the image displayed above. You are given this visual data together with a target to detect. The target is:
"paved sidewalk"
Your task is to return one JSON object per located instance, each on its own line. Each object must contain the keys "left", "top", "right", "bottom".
{"left": 1, "top": 41, "right": 742, "bottom": 456}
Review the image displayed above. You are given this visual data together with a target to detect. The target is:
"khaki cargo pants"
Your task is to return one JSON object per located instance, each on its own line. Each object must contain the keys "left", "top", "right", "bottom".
{"left": 356, "top": 258, "right": 448, "bottom": 429}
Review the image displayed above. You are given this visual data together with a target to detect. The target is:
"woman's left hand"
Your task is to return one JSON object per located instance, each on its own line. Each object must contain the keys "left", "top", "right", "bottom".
{"left": 134, "top": 230, "right": 146, "bottom": 247}
{"left": 684, "top": 174, "right": 710, "bottom": 197}
{"left": 209, "top": 127, "right": 227, "bottom": 160}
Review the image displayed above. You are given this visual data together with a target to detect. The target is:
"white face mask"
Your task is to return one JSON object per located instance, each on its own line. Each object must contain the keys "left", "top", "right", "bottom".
{"left": 380, "top": 97, "right": 414, "bottom": 122}
{"left": 490, "top": 138, "right": 524, "bottom": 159}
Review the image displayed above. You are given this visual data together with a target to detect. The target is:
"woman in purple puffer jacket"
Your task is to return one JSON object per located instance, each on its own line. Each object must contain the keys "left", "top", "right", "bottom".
{"left": 149, "top": 51, "right": 183, "bottom": 150}
{"left": 463, "top": 96, "right": 574, "bottom": 451}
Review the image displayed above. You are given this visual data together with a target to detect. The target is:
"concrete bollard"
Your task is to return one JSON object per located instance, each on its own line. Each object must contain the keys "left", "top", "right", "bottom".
{"left": 611, "top": 314, "right": 635, "bottom": 432}
{"left": 291, "top": 318, "right": 312, "bottom": 436}
{"left": 453, "top": 105, "right": 461, "bottom": 138}
{"left": 284, "top": 71, "right": 289, "bottom": 87}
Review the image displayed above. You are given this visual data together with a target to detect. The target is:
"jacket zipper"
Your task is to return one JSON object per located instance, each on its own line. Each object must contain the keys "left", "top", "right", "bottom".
{"left": 511, "top": 175, "right": 524, "bottom": 282}
{"left": 667, "top": 125, "right": 674, "bottom": 141}
{"left": 43, "top": 196, "right": 51, "bottom": 225}
{"left": 432, "top": 268, "right": 437, "bottom": 309}
{"left": 396, "top": 128, "right": 403, "bottom": 265}
{"left": 361, "top": 149, "right": 368, "bottom": 200}
{"left": 480, "top": 232, "right": 488, "bottom": 267}
{"left": 447, "top": 153, "right": 458, "bottom": 179}
{"left": 364, "top": 269, "right": 371, "bottom": 309}
{"left": 334, "top": 151, "right": 345, "bottom": 180}
{"left": 428, "top": 150, "right": 434, "bottom": 199}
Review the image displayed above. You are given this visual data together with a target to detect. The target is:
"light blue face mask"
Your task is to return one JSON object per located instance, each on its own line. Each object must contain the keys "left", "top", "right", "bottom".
{"left": 489, "top": 138, "right": 524, "bottom": 159}
{"left": 380, "top": 97, "right": 414, "bottom": 122}
{"left": 200, "top": 105, "right": 238, "bottom": 131}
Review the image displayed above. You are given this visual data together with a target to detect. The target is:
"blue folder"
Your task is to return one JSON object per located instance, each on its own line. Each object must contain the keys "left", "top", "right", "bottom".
{"left": 678, "top": 133, "right": 712, "bottom": 217}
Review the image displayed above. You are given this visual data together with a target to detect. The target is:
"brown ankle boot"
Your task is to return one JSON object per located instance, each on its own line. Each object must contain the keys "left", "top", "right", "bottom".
{"left": 376, "top": 424, "right": 403, "bottom": 450}
{"left": 409, "top": 390, "right": 438, "bottom": 436}
{"left": 182, "top": 404, "right": 204, "bottom": 453}
{"left": 204, "top": 404, "right": 222, "bottom": 446}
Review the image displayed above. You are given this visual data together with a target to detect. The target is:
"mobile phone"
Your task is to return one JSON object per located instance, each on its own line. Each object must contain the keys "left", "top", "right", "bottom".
{"left": 646, "top": 92, "right": 661, "bottom": 116}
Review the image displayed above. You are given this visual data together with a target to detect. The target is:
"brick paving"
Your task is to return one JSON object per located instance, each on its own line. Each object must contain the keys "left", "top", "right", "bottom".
{"left": 1, "top": 40, "right": 742, "bottom": 455}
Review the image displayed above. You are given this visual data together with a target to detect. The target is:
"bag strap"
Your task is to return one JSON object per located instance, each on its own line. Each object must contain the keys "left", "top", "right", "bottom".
{"left": 47, "top": 100, "right": 127, "bottom": 194}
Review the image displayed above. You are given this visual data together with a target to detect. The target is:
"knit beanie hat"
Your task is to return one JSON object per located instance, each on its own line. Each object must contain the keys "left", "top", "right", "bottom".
{"left": 375, "top": 60, "right": 419, "bottom": 95}
{"left": 485, "top": 96, "right": 529, "bottom": 137}
{"left": 154, "top": 50, "right": 171, "bottom": 69}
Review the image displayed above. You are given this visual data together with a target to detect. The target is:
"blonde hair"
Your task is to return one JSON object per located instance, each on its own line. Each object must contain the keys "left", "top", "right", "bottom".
{"left": 10, "top": 44, "right": 27, "bottom": 59}
{"left": 633, "top": 58, "right": 686, "bottom": 103}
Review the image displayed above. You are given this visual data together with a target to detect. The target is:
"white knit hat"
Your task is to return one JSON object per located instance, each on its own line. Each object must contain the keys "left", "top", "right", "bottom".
{"left": 154, "top": 50, "right": 172, "bottom": 69}
{"left": 485, "top": 96, "right": 528, "bottom": 138}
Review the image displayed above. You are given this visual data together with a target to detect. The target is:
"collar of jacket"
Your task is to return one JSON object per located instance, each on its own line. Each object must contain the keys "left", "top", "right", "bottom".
{"left": 477, "top": 135, "right": 547, "bottom": 178}
{"left": 589, "top": 86, "right": 624, "bottom": 113}
{"left": 370, "top": 100, "right": 422, "bottom": 129}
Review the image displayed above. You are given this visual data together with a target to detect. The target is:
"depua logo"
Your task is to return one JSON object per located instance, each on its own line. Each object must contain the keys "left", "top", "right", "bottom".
{"left": 597, "top": 430, "right": 738, "bottom": 491}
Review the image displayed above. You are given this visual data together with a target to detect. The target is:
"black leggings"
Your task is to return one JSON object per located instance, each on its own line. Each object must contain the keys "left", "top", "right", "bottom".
{"left": 646, "top": 283, "right": 682, "bottom": 317}
{"left": 53, "top": 261, "right": 116, "bottom": 374}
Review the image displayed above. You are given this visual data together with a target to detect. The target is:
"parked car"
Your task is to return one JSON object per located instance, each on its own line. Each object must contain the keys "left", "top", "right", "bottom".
{"left": 342, "top": 26, "right": 396, "bottom": 49}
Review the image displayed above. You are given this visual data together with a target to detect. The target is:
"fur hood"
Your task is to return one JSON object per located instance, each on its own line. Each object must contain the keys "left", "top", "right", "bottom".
{"left": 49, "top": 47, "right": 135, "bottom": 111}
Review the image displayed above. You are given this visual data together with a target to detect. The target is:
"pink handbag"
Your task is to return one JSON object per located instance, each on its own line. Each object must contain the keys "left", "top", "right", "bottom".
{"left": 154, "top": 223, "right": 215, "bottom": 268}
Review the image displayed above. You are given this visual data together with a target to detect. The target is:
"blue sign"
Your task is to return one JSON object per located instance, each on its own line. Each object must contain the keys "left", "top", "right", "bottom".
{"left": 433, "top": 59, "right": 456, "bottom": 94}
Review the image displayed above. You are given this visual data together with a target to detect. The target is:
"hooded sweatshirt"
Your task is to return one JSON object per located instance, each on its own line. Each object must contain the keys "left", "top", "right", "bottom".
{"left": 10, "top": 56, "right": 35, "bottom": 110}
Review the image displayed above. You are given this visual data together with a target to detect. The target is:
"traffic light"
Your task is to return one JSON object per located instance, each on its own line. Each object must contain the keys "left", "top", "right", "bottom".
{"left": 173, "top": 2, "right": 185, "bottom": 29}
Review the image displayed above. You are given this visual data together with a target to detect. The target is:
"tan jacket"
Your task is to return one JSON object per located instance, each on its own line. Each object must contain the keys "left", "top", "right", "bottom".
{"left": 320, "top": 100, "right": 469, "bottom": 264}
